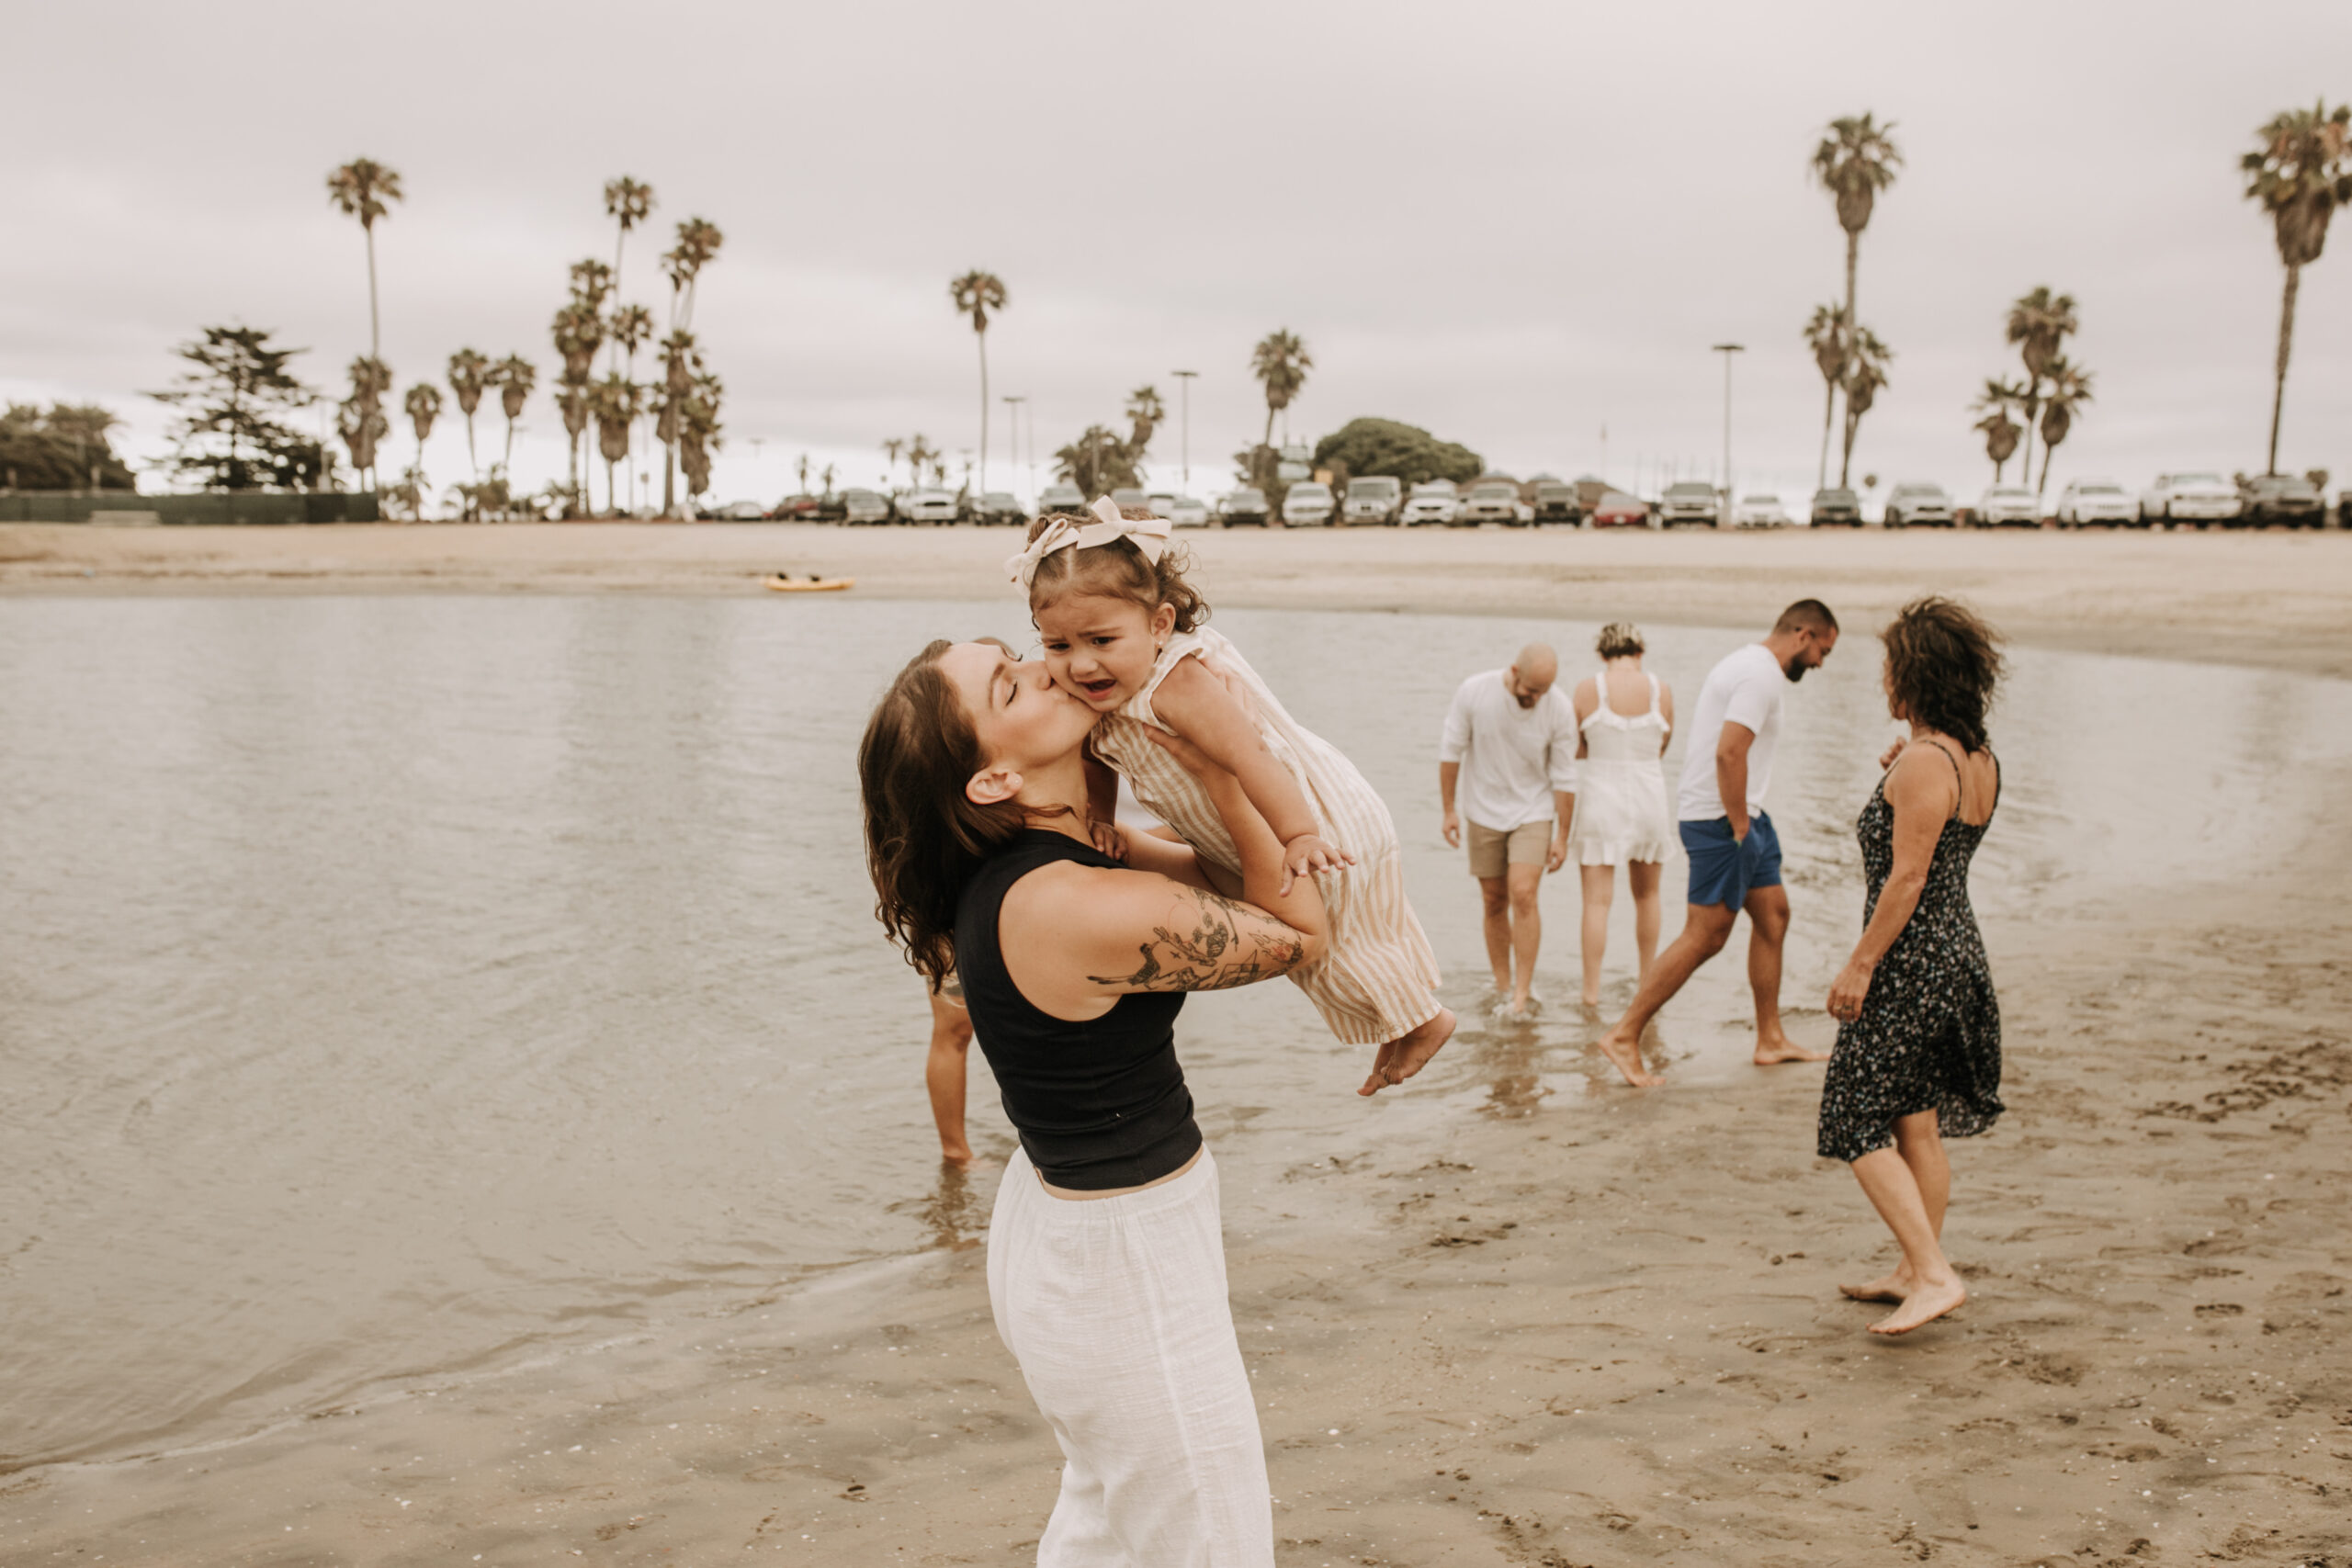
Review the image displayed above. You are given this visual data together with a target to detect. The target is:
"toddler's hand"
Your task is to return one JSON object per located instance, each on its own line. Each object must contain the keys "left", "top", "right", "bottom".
{"left": 1089, "top": 819, "right": 1128, "bottom": 862}
{"left": 1280, "top": 833, "right": 1354, "bottom": 895}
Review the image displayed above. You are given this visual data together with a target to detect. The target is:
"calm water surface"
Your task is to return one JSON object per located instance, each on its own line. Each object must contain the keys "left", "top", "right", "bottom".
{"left": 3, "top": 595, "right": 2346, "bottom": 1469}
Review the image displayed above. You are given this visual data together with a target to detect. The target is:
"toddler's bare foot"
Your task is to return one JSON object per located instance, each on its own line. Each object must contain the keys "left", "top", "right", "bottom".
{"left": 1358, "top": 1008, "right": 1456, "bottom": 1097}
{"left": 1594, "top": 1025, "right": 1663, "bottom": 1088}
{"left": 1869, "top": 1276, "right": 1965, "bottom": 1335}
{"left": 1754, "top": 1028, "right": 1829, "bottom": 1066}
{"left": 939, "top": 1145, "right": 977, "bottom": 1170}
{"left": 1839, "top": 1269, "right": 1912, "bottom": 1303}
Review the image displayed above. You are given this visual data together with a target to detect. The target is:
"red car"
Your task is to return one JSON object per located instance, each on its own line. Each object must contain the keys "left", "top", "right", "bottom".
{"left": 1589, "top": 491, "right": 1652, "bottom": 528}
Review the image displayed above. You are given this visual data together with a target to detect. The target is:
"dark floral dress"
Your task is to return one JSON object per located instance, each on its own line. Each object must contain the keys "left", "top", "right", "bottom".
{"left": 1816, "top": 748, "right": 2003, "bottom": 1162}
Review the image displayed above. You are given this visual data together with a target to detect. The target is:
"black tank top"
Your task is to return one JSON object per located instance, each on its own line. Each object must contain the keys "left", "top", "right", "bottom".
{"left": 954, "top": 829, "right": 1201, "bottom": 1190}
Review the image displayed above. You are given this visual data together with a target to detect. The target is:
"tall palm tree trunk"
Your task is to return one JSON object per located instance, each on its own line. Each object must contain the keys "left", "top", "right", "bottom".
{"left": 977, "top": 332, "right": 989, "bottom": 493}
{"left": 503, "top": 417, "right": 516, "bottom": 474}
{"left": 2018, "top": 388, "right": 2039, "bottom": 485}
{"left": 367, "top": 226, "right": 381, "bottom": 364}
{"left": 663, "top": 446, "right": 675, "bottom": 518}
{"left": 2268, "top": 263, "right": 2300, "bottom": 475}
{"left": 1817, "top": 380, "right": 1836, "bottom": 489}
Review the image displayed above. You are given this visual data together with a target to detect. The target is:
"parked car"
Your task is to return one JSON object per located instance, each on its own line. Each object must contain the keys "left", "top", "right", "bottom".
{"left": 897, "top": 489, "right": 959, "bottom": 525}
{"left": 2139, "top": 472, "right": 2241, "bottom": 526}
{"left": 2052, "top": 479, "right": 2132, "bottom": 527}
{"left": 1975, "top": 485, "right": 2043, "bottom": 527}
{"left": 965, "top": 491, "right": 1019, "bottom": 525}
{"left": 1589, "top": 491, "right": 1652, "bottom": 528}
{"left": 842, "top": 488, "right": 893, "bottom": 525}
{"left": 771, "top": 493, "right": 827, "bottom": 521}
{"left": 1161, "top": 495, "right": 1212, "bottom": 528}
{"left": 1110, "top": 487, "right": 1150, "bottom": 513}
{"left": 1810, "top": 487, "right": 1863, "bottom": 526}
{"left": 1281, "top": 480, "right": 1336, "bottom": 526}
{"left": 2244, "top": 473, "right": 2327, "bottom": 527}
{"left": 1883, "top": 482, "right": 1956, "bottom": 528}
{"left": 1217, "top": 487, "right": 1271, "bottom": 526}
{"left": 1341, "top": 474, "right": 1403, "bottom": 525}
{"left": 1456, "top": 479, "right": 1530, "bottom": 525}
{"left": 1532, "top": 479, "right": 1584, "bottom": 525}
{"left": 1657, "top": 480, "right": 1721, "bottom": 528}
{"left": 703, "top": 498, "right": 768, "bottom": 520}
{"left": 1732, "top": 492, "right": 1792, "bottom": 528}
{"left": 1035, "top": 482, "right": 1087, "bottom": 517}
{"left": 1400, "top": 480, "right": 1459, "bottom": 525}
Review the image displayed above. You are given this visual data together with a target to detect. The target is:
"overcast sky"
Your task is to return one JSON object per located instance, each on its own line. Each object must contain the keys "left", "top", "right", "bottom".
{"left": 6, "top": 0, "right": 2348, "bottom": 509}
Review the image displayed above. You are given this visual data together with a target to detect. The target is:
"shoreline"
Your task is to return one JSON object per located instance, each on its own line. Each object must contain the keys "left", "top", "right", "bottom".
{"left": 6, "top": 520, "right": 2352, "bottom": 678}
{"left": 11, "top": 817, "right": 2350, "bottom": 1562}
{"left": 5, "top": 544, "right": 2348, "bottom": 1562}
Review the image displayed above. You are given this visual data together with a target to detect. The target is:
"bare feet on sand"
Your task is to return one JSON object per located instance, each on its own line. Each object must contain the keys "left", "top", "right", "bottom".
{"left": 1753, "top": 1029, "right": 1830, "bottom": 1066}
{"left": 1838, "top": 1269, "right": 1912, "bottom": 1303}
{"left": 1359, "top": 1008, "right": 1458, "bottom": 1097}
{"left": 1868, "top": 1277, "right": 1965, "bottom": 1335}
{"left": 1594, "top": 1026, "right": 1663, "bottom": 1089}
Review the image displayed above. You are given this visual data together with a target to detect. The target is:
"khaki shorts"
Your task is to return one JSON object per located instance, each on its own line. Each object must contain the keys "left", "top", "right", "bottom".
{"left": 1466, "top": 818, "right": 1552, "bottom": 879}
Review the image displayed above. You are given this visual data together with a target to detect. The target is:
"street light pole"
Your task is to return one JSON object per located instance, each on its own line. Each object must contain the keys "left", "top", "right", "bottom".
{"left": 1002, "top": 395, "right": 1025, "bottom": 503}
{"left": 1712, "top": 343, "right": 1745, "bottom": 528}
{"left": 1171, "top": 369, "right": 1197, "bottom": 493}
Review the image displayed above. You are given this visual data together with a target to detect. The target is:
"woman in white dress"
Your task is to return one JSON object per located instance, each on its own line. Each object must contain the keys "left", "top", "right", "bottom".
{"left": 1566, "top": 623, "right": 1675, "bottom": 1005}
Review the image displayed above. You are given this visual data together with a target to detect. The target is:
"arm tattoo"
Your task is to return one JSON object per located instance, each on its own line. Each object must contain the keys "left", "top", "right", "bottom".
{"left": 1090, "top": 886, "right": 1306, "bottom": 992}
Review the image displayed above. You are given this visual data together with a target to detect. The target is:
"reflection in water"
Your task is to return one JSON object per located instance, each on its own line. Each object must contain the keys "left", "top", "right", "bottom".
{"left": 2, "top": 596, "right": 2346, "bottom": 1470}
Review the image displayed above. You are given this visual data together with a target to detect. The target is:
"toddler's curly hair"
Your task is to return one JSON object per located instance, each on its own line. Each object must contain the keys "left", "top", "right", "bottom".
{"left": 1023, "top": 506, "right": 1210, "bottom": 632}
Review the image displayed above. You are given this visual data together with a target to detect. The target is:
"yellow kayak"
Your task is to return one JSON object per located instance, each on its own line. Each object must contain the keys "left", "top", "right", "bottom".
{"left": 763, "top": 574, "right": 854, "bottom": 593}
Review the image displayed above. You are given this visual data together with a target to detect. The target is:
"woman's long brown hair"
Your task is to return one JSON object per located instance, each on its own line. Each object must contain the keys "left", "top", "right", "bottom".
{"left": 857, "top": 640, "right": 1029, "bottom": 989}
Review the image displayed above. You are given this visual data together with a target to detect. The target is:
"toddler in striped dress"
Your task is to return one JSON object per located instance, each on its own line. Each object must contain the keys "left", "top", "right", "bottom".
{"left": 1007, "top": 498, "right": 1455, "bottom": 1093}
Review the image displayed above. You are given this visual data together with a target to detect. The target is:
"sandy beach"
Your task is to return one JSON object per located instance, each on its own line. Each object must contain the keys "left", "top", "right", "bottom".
{"left": 5, "top": 525, "right": 2349, "bottom": 1565}
{"left": 6, "top": 520, "right": 2352, "bottom": 677}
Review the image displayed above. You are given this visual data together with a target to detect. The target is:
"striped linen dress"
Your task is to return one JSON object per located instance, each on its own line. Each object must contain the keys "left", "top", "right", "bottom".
{"left": 1091, "top": 626, "right": 1443, "bottom": 1046}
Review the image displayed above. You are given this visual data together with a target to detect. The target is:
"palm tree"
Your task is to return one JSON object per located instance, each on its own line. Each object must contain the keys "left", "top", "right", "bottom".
{"left": 326, "top": 159, "right": 404, "bottom": 364}
{"left": 1125, "top": 385, "right": 1164, "bottom": 459}
{"left": 1802, "top": 304, "right": 1851, "bottom": 488}
{"left": 820, "top": 461, "right": 837, "bottom": 499}
{"left": 1838, "top": 328, "right": 1892, "bottom": 487}
{"left": 907, "top": 434, "right": 941, "bottom": 491}
{"left": 2005, "top": 288, "right": 2079, "bottom": 481}
{"left": 402, "top": 383, "right": 443, "bottom": 519}
{"left": 1810, "top": 115, "right": 1902, "bottom": 338}
{"left": 610, "top": 305, "right": 655, "bottom": 512}
{"left": 796, "top": 453, "right": 811, "bottom": 497}
{"left": 590, "top": 374, "right": 646, "bottom": 515}
{"left": 552, "top": 385, "right": 590, "bottom": 516}
{"left": 1250, "top": 330, "right": 1312, "bottom": 447}
{"left": 1972, "top": 377, "right": 2029, "bottom": 480}
{"left": 948, "top": 270, "right": 1008, "bottom": 490}
{"left": 338, "top": 356, "right": 392, "bottom": 495}
{"left": 490, "top": 355, "right": 536, "bottom": 472}
{"left": 653, "top": 330, "right": 702, "bottom": 517}
{"left": 661, "top": 219, "right": 726, "bottom": 331}
{"left": 446, "top": 349, "right": 489, "bottom": 480}
{"left": 678, "top": 372, "right": 723, "bottom": 507}
{"left": 2244, "top": 102, "right": 2352, "bottom": 473}
{"left": 603, "top": 176, "right": 656, "bottom": 371}
{"left": 2033, "top": 358, "right": 2095, "bottom": 494}
{"left": 882, "top": 437, "right": 905, "bottom": 491}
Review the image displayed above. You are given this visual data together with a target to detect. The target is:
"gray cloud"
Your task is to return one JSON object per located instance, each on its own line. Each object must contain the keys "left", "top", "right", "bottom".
{"left": 6, "top": 0, "right": 2346, "bottom": 508}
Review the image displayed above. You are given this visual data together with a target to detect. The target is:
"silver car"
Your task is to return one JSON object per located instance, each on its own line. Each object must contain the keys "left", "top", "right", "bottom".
{"left": 899, "top": 489, "right": 960, "bottom": 525}
{"left": 1455, "top": 480, "right": 1527, "bottom": 525}
{"left": 2052, "top": 479, "right": 2133, "bottom": 527}
{"left": 1401, "top": 481, "right": 1459, "bottom": 525}
{"left": 1883, "top": 482, "right": 1956, "bottom": 528}
{"left": 1282, "top": 481, "right": 1336, "bottom": 526}
{"left": 1340, "top": 475, "right": 1402, "bottom": 525}
{"left": 1975, "top": 485, "right": 2042, "bottom": 527}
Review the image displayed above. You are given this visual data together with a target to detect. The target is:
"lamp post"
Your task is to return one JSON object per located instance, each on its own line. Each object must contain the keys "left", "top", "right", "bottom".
{"left": 1001, "top": 395, "right": 1025, "bottom": 503}
{"left": 1712, "top": 343, "right": 1745, "bottom": 528}
{"left": 1170, "top": 369, "right": 1197, "bottom": 492}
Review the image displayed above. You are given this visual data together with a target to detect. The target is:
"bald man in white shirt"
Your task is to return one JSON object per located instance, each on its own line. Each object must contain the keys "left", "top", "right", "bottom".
{"left": 1440, "top": 644, "right": 1580, "bottom": 1018}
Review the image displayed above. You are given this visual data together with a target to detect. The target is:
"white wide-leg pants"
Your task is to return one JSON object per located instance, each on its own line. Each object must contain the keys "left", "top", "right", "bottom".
{"left": 987, "top": 1145, "right": 1273, "bottom": 1567}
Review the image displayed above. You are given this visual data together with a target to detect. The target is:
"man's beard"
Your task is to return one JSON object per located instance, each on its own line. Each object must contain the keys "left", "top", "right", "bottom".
{"left": 1782, "top": 656, "right": 1809, "bottom": 682}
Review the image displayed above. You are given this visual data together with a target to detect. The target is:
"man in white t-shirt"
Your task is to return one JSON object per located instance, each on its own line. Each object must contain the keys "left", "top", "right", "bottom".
{"left": 1439, "top": 644, "right": 1579, "bottom": 1017}
{"left": 1594, "top": 601, "right": 1839, "bottom": 1087}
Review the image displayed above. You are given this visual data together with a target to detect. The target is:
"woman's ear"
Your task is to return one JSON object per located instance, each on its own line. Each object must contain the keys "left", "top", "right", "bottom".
{"left": 967, "top": 762, "right": 1023, "bottom": 807}
{"left": 1151, "top": 603, "right": 1177, "bottom": 643}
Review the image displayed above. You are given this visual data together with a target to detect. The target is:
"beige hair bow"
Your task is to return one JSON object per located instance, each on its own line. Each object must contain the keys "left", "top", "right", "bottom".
{"left": 1005, "top": 494, "right": 1172, "bottom": 590}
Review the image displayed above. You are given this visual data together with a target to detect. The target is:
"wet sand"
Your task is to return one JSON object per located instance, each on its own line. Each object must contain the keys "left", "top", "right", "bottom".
{"left": 11, "top": 819, "right": 2349, "bottom": 1564}
{"left": 6, "top": 519, "right": 2351, "bottom": 677}
{"left": 6, "top": 533, "right": 2350, "bottom": 1563}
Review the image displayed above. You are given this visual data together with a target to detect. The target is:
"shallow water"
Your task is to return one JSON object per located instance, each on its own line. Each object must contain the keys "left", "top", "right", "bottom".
{"left": 2, "top": 595, "right": 2346, "bottom": 1469}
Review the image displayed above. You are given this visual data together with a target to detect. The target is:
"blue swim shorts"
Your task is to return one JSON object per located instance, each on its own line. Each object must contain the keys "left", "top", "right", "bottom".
{"left": 1680, "top": 812, "right": 1782, "bottom": 909}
